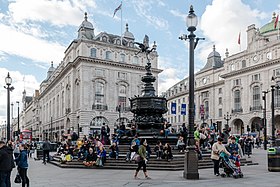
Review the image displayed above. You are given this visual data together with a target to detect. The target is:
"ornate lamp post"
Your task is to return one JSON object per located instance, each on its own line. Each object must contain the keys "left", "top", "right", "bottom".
{"left": 224, "top": 112, "right": 231, "bottom": 132}
{"left": 179, "top": 5, "right": 201, "bottom": 180}
{"left": 16, "top": 101, "right": 20, "bottom": 138}
{"left": 262, "top": 90, "right": 268, "bottom": 150}
{"left": 271, "top": 76, "right": 278, "bottom": 147}
{"left": 4, "top": 73, "right": 14, "bottom": 141}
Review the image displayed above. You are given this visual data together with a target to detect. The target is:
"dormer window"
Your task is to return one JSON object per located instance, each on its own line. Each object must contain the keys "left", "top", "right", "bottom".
{"left": 102, "top": 36, "right": 107, "bottom": 42}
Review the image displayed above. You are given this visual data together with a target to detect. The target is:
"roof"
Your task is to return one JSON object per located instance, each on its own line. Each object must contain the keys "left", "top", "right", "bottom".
{"left": 200, "top": 45, "right": 223, "bottom": 72}
{"left": 260, "top": 12, "right": 279, "bottom": 34}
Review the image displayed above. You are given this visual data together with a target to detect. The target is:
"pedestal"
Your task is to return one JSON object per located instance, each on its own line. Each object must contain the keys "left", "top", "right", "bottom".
{"left": 183, "top": 148, "right": 199, "bottom": 179}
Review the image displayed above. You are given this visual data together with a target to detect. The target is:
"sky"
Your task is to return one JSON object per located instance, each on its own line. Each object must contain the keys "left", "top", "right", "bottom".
{"left": 0, "top": 0, "right": 279, "bottom": 123}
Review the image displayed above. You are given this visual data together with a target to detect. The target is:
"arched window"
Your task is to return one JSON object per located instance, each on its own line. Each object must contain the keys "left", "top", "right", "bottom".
{"left": 95, "top": 82, "right": 105, "bottom": 104}
{"left": 90, "top": 48, "right": 97, "bottom": 57}
{"left": 120, "top": 53, "right": 125, "bottom": 62}
{"left": 90, "top": 116, "right": 108, "bottom": 127}
{"left": 133, "top": 56, "right": 139, "bottom": 64}
{"left": 204, "top": 101, "right": 209, "bottom": 119}
{"left": 105, "top": 51, "right": 111, "bottom": 60}
{"left": 252, "top": 86, "right": 261, "bottom": 109}
{"left": 234, "top": 90, "right": 241, "bottom": 110}
{"left": 118, "top": 85, "right": 127, "bottom": 110}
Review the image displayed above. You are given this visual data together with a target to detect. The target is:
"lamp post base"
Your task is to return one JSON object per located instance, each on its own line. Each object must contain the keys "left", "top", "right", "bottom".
{"left": 183, "top": 148, "right": 199, "bottom": 179}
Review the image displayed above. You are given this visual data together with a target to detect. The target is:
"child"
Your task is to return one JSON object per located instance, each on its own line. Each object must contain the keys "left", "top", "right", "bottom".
{"left": 229, "top": 151, "right": 241, "bottom": 168}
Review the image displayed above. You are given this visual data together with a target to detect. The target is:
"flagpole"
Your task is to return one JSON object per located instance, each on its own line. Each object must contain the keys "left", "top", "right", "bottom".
{"left": 276, "top": 12, "right": 280, "bottom": 40}
{"left": 121, "top": 1, "right": 123, "bottom": 46}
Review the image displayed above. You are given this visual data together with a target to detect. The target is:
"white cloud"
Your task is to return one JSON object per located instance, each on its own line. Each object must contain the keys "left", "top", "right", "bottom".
{"left": 170, "top": 9, "right": 186, "bottom": 22}
{"left": 199, "top": 0, "right": 266, "bottom": 60}
{"left": 132, "top": 0, "right": 169, "bottom": 30}
{"left": 158, "top": 68, "right": 181, "bottom": 95}
{"left": 9, "top": 0, "right": 97, "bottom": 26}
{"left": 0, "top": 68, "right": 40, "bottom": 122}
{"left": 0, "top": 23, "right": 65, "bottom": 66}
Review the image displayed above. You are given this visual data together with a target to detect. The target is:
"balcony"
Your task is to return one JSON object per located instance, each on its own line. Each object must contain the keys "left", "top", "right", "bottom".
{"left": 115, "top": 106, "right": 131, "bottom": 112}
{"left": 92, "top": 104, "right": 108, "bottom": 111}
{"left": 231, "top": 108, "right": 243, "bottom": 113}
{"left": 250, "top": 105, "right": 262, "bottom": 111}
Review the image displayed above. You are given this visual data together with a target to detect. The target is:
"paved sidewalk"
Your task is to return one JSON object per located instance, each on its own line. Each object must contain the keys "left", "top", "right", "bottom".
{"left": 11, "top": 148, "right": 279, "bottom": 187}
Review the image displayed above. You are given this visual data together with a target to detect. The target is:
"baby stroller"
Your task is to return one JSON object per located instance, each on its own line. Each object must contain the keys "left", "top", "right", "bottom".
{"left": 219, "top": 152, "right": 243, "bottom": 179}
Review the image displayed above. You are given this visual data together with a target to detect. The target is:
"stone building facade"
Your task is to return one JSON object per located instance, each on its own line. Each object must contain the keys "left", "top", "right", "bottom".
{"left": 164, "top": 14, "right": 280, "bottom": 136}
{"left": 21, "top": 13, "right": 161, "bottom": 141}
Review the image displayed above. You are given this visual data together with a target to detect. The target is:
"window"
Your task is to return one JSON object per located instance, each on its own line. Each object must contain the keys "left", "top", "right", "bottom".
{"left": 233, "top": 79, "right": 241, "bottom": 86}
{"left": 118, "top": 72, "right": 127, "bottom": 80}
{"left": 204, "top": 101, "right": 209, "bottom": 119}
{"left": 118, "top": 85, "right": 127, "bottom": 109}
{"left": 133, "top": 56, "right": 139, "bottom": 64}
{"left": 218, "top": 108, "right": 222, "bottom": 117}
{"left": 234, "top": 90, "right": 241, "bottom": 110}
{"left": 120, "top": 53, "right": 125, "bottom": 62}
{"left": 90, "top": 48, "right": 97, "bottom": 57}
{"left": 218, "top": 88, "right": 222, "bottom": 94}
{"left": 252, "top": 74, "right": 260, "bottom": 81}
{"left": 274, "top": 68, "right": 280, "bottom": 76}
{"left": 201, "top": 91, "right": 209, "bottom": 99}
{"left": 95, "top": 82, "right": 104, "bottom": 104}
{"left": 178, "top": 99, "right": 181, "bottom": 104}
{"left": 242, "top": 60, "right": 246, "bottom": 68}
{"left": 231, "top": 63, "right": 235, "bottom": 71}
{"left": 105, "top": 51, "right": 112, "bottom": 60}
{"left": 218, "top": 97, "right": 222, "bottom": 105}
{"left": 252, "top": 86, "right": 261, "bottom": 108}
{"left": 96, "top": 69, "right": 105, "bottom": 77}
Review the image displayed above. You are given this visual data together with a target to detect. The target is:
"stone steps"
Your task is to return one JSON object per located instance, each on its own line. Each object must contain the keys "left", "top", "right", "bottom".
{"left": 50, "top": 154, "right": 256, "bottom": 171}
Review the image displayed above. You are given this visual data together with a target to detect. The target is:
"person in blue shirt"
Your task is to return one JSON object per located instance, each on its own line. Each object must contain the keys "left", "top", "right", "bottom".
{"left": 15, "top": 144, "right": 29, "bottom": 187}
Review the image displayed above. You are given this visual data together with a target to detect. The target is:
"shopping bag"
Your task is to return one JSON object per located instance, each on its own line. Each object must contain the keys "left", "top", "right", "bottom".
{"left": 14, "top": 173, "right": 21, "bottom": 183}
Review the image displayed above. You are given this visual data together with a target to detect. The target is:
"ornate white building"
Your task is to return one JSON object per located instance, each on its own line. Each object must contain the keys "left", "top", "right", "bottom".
{"left": 165, "top": 14, "right": 280, "bottom": 136}
{"left": 21, "top": 13, "right": 161, "bottom": 141}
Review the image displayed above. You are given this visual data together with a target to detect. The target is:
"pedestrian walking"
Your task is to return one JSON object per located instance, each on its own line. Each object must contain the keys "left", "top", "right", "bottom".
{"left": 211, "top": 137, "right": 230, "bottom": 176}
{"left": 0, "top": 140, "right": 15, "bottom": 187}
{"left": 134, "top": 139, "right": 151, "bottom": 180}
{"left": 42, "top": 138, "right": 51, "bottom": 164}
{"left": 15, "top": 144, "right": 30, "bottom": 187}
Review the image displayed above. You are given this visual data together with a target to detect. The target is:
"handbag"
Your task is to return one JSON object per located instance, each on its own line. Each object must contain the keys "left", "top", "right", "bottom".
{"left": 96, "top": 157, "right": 103, "bottom": 166}
{"left": 133, "top": 154, "right": 141, "bottom": 163}
{"left": 14, "top": 173, "right": 21, "bottom": 183}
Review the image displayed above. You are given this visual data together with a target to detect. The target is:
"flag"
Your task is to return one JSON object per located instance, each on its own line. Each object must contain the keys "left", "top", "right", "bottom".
{"left": 181, "top": 104, "right": 186, "bottom": 115}
{"left": 113, "top": 3, "right": 122, "bottom": 17}
{"left": 274, "top": 14, "right": 279, "bottom": 29}
{"left": 238, "top": 32, "right": 241, "bottom": 45}
{"left": 171, "top": 102, "right": 176, "bottom": 114}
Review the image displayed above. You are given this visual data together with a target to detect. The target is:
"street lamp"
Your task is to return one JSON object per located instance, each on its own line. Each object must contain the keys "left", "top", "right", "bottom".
{"left": 16, "top": 101, "right": 20, "bottom": 138}
{"left": 4, "top": 72, "right": 14, "bottom": 141}
{"left": 270, "top": 76, "right": 278, "bottom": 147}
{"left": 224, "top": 112, "right": 231, "bottom": 132}
{"left": 262, "top": 90, "right": 268, "bottom": 150}
{"left": 179, "top": 5, "right": 201, "bottom": 180}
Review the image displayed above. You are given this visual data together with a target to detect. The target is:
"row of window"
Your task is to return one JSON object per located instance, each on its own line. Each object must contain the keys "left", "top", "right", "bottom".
{"left": 90, "top": 48, "right": 140, "bottom": 64}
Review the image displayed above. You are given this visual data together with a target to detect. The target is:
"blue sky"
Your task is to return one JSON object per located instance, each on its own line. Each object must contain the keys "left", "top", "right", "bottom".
{"left": 0, "top": 0, "right": 279, "bottom": 122}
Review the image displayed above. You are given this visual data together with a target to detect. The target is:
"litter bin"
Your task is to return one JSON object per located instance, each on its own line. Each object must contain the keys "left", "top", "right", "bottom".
{"left": 268, "top": 147, "right": 280, "bottom": 172}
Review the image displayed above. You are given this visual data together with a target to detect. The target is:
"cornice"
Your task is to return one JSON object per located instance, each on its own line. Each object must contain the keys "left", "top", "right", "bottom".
{"left": 75, "top": 56, "right": 163, "bottom": 73}
{"left": 167, "top": 80, "right": 224, "bottom": 101}
{"left": 221, "top": 58, "right": 280, "bottom": 79}
{"left": 39, "top": 56, "right": 162, "bottom": 99}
